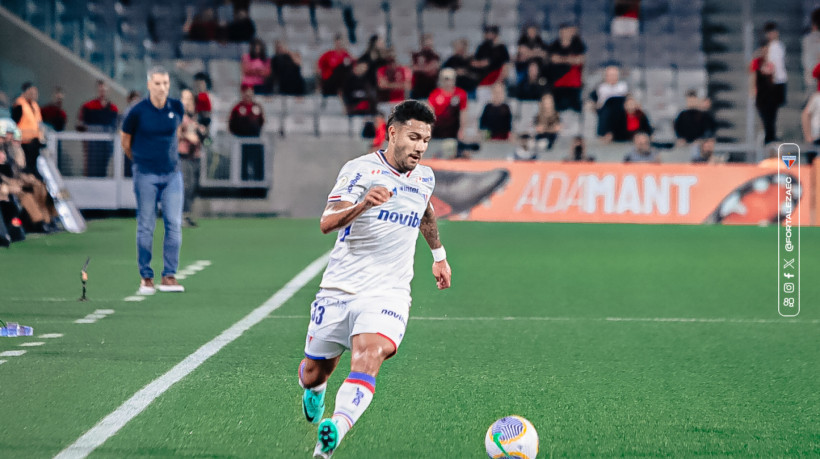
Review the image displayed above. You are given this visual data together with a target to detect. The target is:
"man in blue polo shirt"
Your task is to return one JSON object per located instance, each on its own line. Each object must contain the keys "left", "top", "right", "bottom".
{"left": 121, "top": 66, "right": 186, "bottom": 294}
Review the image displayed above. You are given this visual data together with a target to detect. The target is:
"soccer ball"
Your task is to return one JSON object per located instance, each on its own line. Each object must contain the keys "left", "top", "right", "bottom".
{"left": 484, "top": 415, "right": 539, "bottom": 458}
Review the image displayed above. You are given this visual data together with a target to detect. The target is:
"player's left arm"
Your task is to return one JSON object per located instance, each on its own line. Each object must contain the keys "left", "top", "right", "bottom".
{"left": 420, "top": 201, "right": 451, "bottom": 290}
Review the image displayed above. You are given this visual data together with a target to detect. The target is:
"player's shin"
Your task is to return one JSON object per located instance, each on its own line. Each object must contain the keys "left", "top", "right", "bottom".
{"left": 331, "top": 372, "right": 376, "bottom": 439}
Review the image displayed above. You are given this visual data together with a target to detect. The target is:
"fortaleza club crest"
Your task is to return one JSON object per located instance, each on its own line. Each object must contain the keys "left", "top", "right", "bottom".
{"left": 782, "top": 155, "right": 796, "bottom": 169}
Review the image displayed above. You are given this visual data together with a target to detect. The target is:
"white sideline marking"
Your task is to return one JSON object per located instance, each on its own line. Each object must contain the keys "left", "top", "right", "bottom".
{"left": 123, "top": 296, "right": 145, "bottom": 302}
{"left": 267, "top": 315, "right": 820, "bottom": 324}
{"left": 74, "top": 319, "right": 96, "bottom": 324}
{"left": 0, "top": 360, "right": 6, "bottom": 365}
{"left": 0, "top": 350, "right": 26, "bottom": 357}
{"left": 175, "top": 274, "right": 187, "bottom": 280}
{"left": 86, "top": 314, "right": 107, "bottom": 320}
{"left": 40, "top": 333, "right": 64, "bottom": 339}
{"left": 54, "top": 252, "right": 330, "bottom": 459}
{"left": 94, "top": 310, "right": 115, "bottom": 315}
{"left": 19, "top": 342, "right": 45, "bottom": 347}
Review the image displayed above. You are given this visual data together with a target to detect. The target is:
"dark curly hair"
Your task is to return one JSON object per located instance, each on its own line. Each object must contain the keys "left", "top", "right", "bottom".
{"left": 387, "top": 100, "right": 436, "bottom": 131}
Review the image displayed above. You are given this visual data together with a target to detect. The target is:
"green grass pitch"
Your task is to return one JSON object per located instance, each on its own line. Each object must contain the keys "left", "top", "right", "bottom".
{"left": 0, "top": 218, "right": 818, "bottom": 457}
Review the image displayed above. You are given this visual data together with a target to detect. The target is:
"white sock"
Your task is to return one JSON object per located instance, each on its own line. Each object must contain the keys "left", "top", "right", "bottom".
{"left": 331, "top": 371, "right": 376, "bottom": 439}
{"left": 298, "top": 358, "right": 327, "bottom": 393}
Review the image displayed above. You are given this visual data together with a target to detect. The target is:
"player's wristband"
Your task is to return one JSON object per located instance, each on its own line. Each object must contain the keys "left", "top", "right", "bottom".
{"left": 432, "top": 246, "right": 446, "bottom": 262}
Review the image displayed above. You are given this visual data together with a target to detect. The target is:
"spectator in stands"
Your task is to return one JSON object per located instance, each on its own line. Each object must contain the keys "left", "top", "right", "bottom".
{"left": 549, "top": 23, "right": 586, "bottom": 112}
{"left": 376, "top": 49, "right": 412, "bottom": 103}
{"left": 473, "top": 25, "right": 510, "bottom": 98}
{"left": 358, "top": 35, "right": 388, "bottom": 88}
{"left": 510, "top": 133, "right": 537, "bottom": 161}
{"left": 77, "top": 80, "right": 119, "bottom": 177}
{"left": 803, "top": 8, "right": 820, "bottom": 94}
{"left": 593, "top": 65, "right": 628, "bottom": 140}
{"left": 0, "top": 122, "right": 58, "bottom": 233}
{"left": 127, "top": 91, "right": 142, "bottom": 108}
{"left": 534, "top": 93, "right": 561, "bottom": 151}
{"left": 229, "top": 84, "right": 265, "bottom": 136}
{"left": 318, "top": 34, "right": 354, "bottom": 96}
{"left": 442, "top": 38, "right": 480, "bottom": 96}
{"left": 623, "top": 132, "right": 660, "bottom": 163}
{"left": 611, "top": 0, "right": 640, "bottom": 37}
{"left": 479, "top": 83, "right": 512, "bottom": 140}
{"left": 241, "top": 39, "right": 272, "bottom": 95}
{"left": 411, "top": 34, "right": 441, "bottom": 99}
{"left": 229, "top": 84, "right": 266, "bottom": 182}
{"left": 517, "top": 61, "right": 549, "bottom": 101}
{"left": 342, "top": 61, "right": 377, "bottom": 115}
{"left": 690, "top": 137, "right": 720, "bottom": 164}
{"left": 11, "top": 82, "right": 44, "bottom": 178}
{"left": 184, "top": 7, "right": 220, "bottom": 42}
{"left": 0, "top": 91, "right": 9, "bottom": 118}
{"left": 426, "top": 0, "right": 460, "bottom": 9}
{"left": 750, "top": 43, "right": 782, "bottom": 144}
{"left": 764, "top": 22, "right": 787, "bottom": 135}
{"left": 428, "top": 68, "right": 468, "bottom": 140}
{"left": 216, "top": 0, "right": 234, "bottom": 26}
{"left": 674, "top": 89, "right": 716, "bottom": 144}
{"left": 563, "top": 135, "right": 594, "bottom": 162}
{"left": 193, "top": 72, "right": 212, "bottom": 126}
{"left": 178, "top": 89, "right": 205, "bottom": 228}
{"left": 40, "top": 87, "right": 66, "bottom": 132}
{"left": 270, "top": 40, "right": 305, "bottom": 96}
{"left": 370, "top": 111, "right": 387, "bottom": 149}
{"left": 227, "top": 8, "right": 255, "bottom": 42}
{"left": 801, "top": 82, "right": 820, "bottom": 144}
{"left": 611, "top": 94, "right": 651, "bottom": 141}
{"left": 515, "top": 24, "right": 548, "bottom": 84}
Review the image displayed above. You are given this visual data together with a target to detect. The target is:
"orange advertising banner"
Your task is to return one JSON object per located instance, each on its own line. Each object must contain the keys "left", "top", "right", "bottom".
{"left": 425, "top": 160, "right": 815, "bottom": 225}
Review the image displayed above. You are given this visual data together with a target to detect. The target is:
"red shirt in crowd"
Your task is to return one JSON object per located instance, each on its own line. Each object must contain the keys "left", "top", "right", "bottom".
{"left": 428, "top": 87, "right": 468, "bottom": 116}
{"left": 196, "top": 92, "right": 212, "bottom": 113}
{"left": 376, "top": 65, "right": 412, "bottom": 102}
{"left": 229, "top": 101, "right": 265, "bottom": 136}
{"left": 318, "top": 49, "right": 353, "bottom": 81}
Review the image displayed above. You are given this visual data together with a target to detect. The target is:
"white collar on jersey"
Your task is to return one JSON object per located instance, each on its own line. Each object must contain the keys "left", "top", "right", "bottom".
{"left": 374, "top": 150, "right": 413, "bottom": 177}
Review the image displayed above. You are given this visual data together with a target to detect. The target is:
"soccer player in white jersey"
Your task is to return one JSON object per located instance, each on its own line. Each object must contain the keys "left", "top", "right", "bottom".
{"left": 297, "top": 100, "right": 452, "bottom": 458}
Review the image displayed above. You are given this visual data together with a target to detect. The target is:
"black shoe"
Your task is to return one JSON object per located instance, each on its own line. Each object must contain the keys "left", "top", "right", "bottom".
{"left": 184, "top": 217, "right": 198, "bottom": 228}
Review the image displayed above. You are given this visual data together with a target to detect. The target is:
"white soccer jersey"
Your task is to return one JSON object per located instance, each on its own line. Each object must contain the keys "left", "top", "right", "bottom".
{"left": 319, "top": 150, "right": 436, "bottom": 298}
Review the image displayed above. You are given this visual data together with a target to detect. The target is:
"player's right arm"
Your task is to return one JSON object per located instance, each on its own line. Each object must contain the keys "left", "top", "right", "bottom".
{"left": 319, "top": 187, "right": 391, "bottom": 234}
{"left": 120, "top": 132, "right": 133, "bottom": 160}
{"left": 120, "top": 107, "right": 137, "bottom": 161}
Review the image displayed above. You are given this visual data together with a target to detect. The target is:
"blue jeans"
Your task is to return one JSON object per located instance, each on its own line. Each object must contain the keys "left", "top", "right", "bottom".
{"left": 133, "top": 167, "right": 183, "bottom": 279}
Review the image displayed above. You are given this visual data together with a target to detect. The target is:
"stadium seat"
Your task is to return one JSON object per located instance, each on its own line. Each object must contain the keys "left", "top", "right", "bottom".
{"left": 289, "top": 95, "right": 320, "bottom": 115}
{"left": 318, "top": 115, "right": 352, "bottom": 137}
{"left": 350, "top": 116, "right": 367, "bottom": 139}
{"left": 209, "top": 59, "right": 242, "bottom": 96}
{"left": 283, "top": 114, "right": 317, "bottom": 136}
{"left": 250, "top": 2, "right": 279, "bottom": 20}
{"left": 281, "top": 5, "right": 312, "bottom": 27}
{"left": 320, "top": 97, "right": 346, "bottom": 115}
{"left": 260, "top": 97, "right": 285, "bottom": 117}
{"left": 515, "top": 101, "right": 539, "bottom": 133}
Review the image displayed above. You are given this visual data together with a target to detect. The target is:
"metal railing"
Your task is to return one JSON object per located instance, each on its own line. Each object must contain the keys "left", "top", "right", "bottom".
{"left": 45, "top": 130, "right": 273, "bottom": 209}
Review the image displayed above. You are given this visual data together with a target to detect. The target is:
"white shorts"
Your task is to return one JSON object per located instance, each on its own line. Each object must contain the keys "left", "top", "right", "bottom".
{"left": 303, "top": 289, "right": 411, "bottom": 360}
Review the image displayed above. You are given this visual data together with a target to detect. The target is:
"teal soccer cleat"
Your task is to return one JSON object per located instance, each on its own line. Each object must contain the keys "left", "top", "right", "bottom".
{"left": 302, "top": 388, "right": 325, "bottom": 424}
{"left": 314, "top": 418, "right": 339, "bottom": 457}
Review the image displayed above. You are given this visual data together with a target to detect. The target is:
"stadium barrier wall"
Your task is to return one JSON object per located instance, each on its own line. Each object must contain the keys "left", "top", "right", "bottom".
{"left": 424, "top": 160, "right": 817, "bottom": 226}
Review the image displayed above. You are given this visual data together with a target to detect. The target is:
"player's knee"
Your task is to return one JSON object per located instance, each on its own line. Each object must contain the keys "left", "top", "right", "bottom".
{"left": 300, "top": 360, "right": 324, "bottom": 387}
{"left": 353, "top": 344, "right": 393, "bottom": 366}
